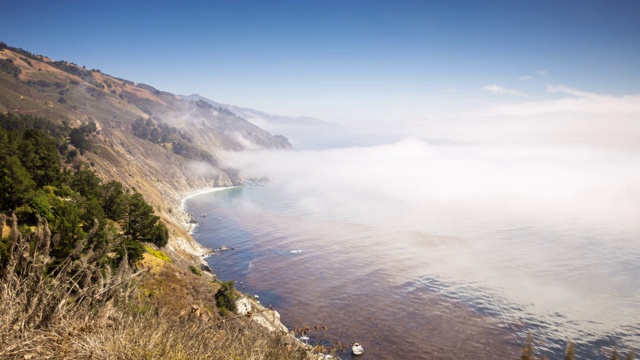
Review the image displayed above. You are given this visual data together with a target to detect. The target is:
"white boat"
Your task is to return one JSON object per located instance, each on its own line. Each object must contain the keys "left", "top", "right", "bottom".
{"left": 352, "top": 343, "right": 364, "bottom": 356}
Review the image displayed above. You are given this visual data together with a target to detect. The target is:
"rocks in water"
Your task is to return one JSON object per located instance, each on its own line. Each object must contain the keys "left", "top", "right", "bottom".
{"left": 201, "top": 249, "right": 215, "bottom": 258}
{"left": 188, "top": 213, "right": 198, "bottom": 224}
{"left": 219, "top": 245, "right": 229, "bottom": 251}
{"left": 200, "top": 263, "right": 213, "bottom": 273}
{"left": 352, "top": 342, "right": 364, "bottom": 356}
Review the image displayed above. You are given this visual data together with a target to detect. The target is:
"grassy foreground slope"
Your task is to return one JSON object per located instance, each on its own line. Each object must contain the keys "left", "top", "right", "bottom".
{"left": 0, "top": 212, "right": 314, "bottom": 360}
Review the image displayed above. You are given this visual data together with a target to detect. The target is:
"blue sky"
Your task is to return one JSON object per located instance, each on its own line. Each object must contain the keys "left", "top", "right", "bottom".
{"left": 2, "top": 0, "right": 640, "bottom": 126}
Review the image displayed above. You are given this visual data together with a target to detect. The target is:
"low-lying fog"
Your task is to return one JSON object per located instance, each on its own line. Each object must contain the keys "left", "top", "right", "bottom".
{"left": 220, "top": 87, "right": 640, "bottom": 347}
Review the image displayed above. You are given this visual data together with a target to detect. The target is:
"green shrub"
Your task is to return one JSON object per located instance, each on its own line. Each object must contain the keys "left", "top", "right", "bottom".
{"left": 144, "top": 245, "right": 172, "bottom": 263}
{"left": 188, "top": 265, "right": 202, "bottom": 276}
{"left": 150, "top": 222, "right": 169, "bottom": 247}
{"left": 0, "top": 58, "right": 21, "bottom": 78}
{"left": 215, "top": 280, "right": 237, "bottom": 316}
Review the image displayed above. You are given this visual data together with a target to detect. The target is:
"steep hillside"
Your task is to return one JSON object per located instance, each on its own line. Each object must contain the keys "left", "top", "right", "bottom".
{"left": 0, "top": 42, "right": 290, "bottom": 258}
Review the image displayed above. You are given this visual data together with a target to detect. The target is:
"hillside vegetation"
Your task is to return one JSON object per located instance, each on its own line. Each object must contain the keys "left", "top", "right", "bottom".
{"left": 0, "top": 114, "right": 314, "bottom": 359}
{"left": 0, "top": 43, "right": 318, "bottom": 359}
{"left": 0, "top": 41, "right": 290, "bottom": 258}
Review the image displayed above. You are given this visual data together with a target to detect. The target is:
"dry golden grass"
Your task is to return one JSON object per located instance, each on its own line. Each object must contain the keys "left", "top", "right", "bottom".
{"left": 0, "top": 214, "right": 316, "bottom": 360}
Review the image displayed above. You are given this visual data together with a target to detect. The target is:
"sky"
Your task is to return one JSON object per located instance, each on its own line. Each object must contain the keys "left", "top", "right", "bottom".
{"left": 2, "top": 0, "right": 640, "bottom": 131}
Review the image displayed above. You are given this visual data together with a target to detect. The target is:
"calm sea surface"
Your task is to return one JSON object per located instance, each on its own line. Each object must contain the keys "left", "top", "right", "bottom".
{"left": 186, "top": 181, "right": 640, "bottom": 359}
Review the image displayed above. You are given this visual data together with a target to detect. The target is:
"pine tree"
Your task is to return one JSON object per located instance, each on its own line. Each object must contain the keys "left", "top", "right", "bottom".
{"left": 71, "top": 165, "right": 102, "bottom": 199}
{"left": 69, "top": 128, "right": 90, "bottom": 154}
{"left": 0, "top": 156, "right": 36, "bottom": 210}
{"left": 101, "top": 180, "right": 128, "bottom": 221}
{"left": 18, "top": 129, "right": 60, "bottom": 186}
{"left": 125, "top": 192, "right": 159, "bottom": 242}
{"left": 150, "top": 222, "right": 169, "bottom": 247}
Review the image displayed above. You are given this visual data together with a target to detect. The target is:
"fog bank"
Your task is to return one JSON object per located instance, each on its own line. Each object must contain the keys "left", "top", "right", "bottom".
{"left": 220, "top": 138, "right": 640, "bottom": 339}
{"left": 223, "top": 139, "right": 640, "bottom": 237}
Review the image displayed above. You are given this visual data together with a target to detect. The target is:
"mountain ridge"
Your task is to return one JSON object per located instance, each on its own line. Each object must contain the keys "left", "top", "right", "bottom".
{"left": 181, "top": 94, "right": 335, "bottom": 126}
{"left": 181, "top": 94, "right": 350, "bottom": 150}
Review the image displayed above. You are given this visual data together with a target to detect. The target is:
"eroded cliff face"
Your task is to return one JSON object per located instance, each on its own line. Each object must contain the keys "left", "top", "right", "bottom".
{"left": 0, "top": 44, "right": 290, "bottom": 258}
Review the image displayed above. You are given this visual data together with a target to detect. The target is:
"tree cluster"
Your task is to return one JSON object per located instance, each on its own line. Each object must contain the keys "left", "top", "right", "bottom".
{"left": 119, "top": 91, "right": 153, "bottom": 115}
{"left": 1, "top": 42, "right": 105, "bottom": 89}
{"left": 0, "top": 113, "right": 95, "bottom": 157}
{"left": 215, "top": 281, "right": 238, "bottom": 316}
{"left": 136, "top": 82, "right": 172, "bottom": 96}
{"left": 0, "top": 42, "right": 42, "bottom": 63}
{"left": 0, "top": 114, "right": 168, "bottom": 272}
{"left": 132, "top": 117, "right": 213, "bottom": 163}
{"left": 47, "top": 59, "right": 96, "bottom": 84}
{"left": 0, "top": 58, "right": 21, "bottom": 79}
{"left": 195, "top": 99, "right": 213, "bottom": 109}
{"left": 19, "top": 56, "right": 33, "bottom": 68}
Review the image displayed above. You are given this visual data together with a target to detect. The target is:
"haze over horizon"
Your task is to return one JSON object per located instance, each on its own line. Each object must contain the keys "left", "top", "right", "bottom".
{"left": 3, "top": 0, "right": 640, "bottom": 144}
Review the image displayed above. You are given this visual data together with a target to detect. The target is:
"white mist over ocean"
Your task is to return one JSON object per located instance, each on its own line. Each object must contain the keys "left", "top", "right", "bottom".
{"left": 187, "top": 82, "right": 640, "bottom": 360}
{"left": 185, "top": 136, "right": 640, "bottom": 359}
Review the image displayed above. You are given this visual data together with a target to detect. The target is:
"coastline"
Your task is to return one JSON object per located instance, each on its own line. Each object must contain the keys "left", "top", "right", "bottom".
{"left": 163, "top": 186, "right": 239, "bottom": 261}
{"left": 180, "top": 186, "right": 236, "bottom": 211}
{"left": 178, "top": 185, "right": 320, "bottom": 355}
{"left": 180, "top": 186, "right": 236, "bottom": 235}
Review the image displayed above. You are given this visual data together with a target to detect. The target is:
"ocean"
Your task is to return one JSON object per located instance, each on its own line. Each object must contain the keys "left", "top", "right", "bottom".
{"left": 185, "top": 139, "right": 640, "bottom": 359}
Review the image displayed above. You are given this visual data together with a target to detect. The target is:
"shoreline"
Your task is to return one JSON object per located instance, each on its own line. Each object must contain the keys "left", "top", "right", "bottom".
{"left": 178, "top": 185, "right": 320, "bottom": 354}
{"left": 180, "top": 186, "right": 236, "bottom": 211}
{"left": 177, "top": 184, "right": 523, "bottom": 359}
{"left": 180, "top": 186, "right": 237, "bottom": 235}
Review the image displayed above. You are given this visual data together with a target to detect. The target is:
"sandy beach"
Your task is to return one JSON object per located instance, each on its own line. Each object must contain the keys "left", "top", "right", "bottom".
{"left": 180, "top": 187, "right": 236, "bottom": 235}
{"left": 180, "top": 186, "right": 236, "bottom": 210}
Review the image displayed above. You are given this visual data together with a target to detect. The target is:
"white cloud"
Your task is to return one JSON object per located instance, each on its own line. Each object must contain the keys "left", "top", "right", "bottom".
{"left": 233, "top": 132, "right": 263, "bottom": 150}
{"left": 518, "top": 75, "right": 533, "bottom": 81}
{"left": 546, "top": 84, "right": 598, "bottom": 98}
{"left": 434, "top": 85, "right": 640, "bottom": 148}
{"left": 366, "top": 84, "right": 640, "bottom": 148}
{"left": 536, "top": 69, "right": 548, "bottom": 76}
{"left": 186, "top": 160, "right": 221, "bottom": 177}
{"left": 482, "top": 84, "right": 529, "bottom": 97}
{"left": 482, "top": 85, "right": 640, "bottom": 117}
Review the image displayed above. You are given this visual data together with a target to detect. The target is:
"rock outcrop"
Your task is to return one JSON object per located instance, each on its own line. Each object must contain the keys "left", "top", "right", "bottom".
{"left": 236, "top": 297, "right": 289, "bottom": 333}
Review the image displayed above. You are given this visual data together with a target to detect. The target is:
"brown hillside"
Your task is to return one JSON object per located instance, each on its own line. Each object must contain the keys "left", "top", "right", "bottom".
{"left": 0, "top": 43, "right": 290, "bottom": 260}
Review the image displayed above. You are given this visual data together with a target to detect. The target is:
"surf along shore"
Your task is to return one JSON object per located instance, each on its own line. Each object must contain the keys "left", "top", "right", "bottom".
{"left": 178, "top": 186, "right": 328, "bottom": 356}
